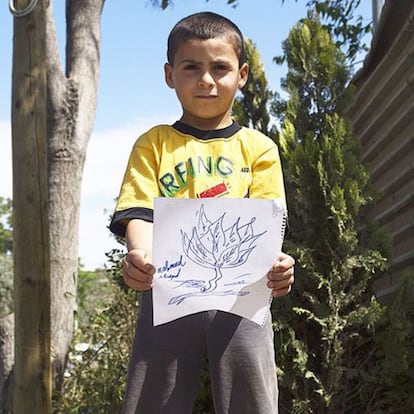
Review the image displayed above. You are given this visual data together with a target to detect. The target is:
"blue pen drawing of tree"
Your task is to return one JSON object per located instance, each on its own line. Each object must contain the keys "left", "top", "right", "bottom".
{"left": 169, "top": 204, "right": 266, "bottom": 305}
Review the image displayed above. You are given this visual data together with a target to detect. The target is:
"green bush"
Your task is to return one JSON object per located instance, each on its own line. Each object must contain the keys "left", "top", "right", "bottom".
{"left": 0, "top": 196, "right": 13, "bottom": 317}
{"left": 361, "top": 272, "right": 414, "bottom": 412}
{"left": 54, "top": 249, "right": 137, "bottom": 413}
{"left": 0, "top": 253, "right": 13, "bottom": 317}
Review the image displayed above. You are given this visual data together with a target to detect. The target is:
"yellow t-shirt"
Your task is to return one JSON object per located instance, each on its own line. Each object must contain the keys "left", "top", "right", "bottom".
{"left": 110, "top": 121, "right": 285, "bottom": 236}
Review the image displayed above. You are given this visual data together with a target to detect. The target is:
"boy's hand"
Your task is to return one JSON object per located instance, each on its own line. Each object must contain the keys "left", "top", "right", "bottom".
{"left": 267, "top": 252, "right": 295, "bottom": 297}
{"left": 123, "top": 249, "right": 155, "bottom": 291}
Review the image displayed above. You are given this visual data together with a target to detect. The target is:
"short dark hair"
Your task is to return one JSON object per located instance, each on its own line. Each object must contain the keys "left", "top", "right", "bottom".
{"left": 167, "top": 11, "right": 246, "bottom": 67}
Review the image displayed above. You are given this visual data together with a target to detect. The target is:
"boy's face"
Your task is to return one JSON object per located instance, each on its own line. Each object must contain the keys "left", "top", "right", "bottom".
{"left": 164, "top": 37, "right": 249, "bottom": 130}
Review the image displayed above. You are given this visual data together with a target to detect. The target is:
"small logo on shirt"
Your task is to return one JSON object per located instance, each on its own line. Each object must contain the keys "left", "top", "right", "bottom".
{"left": 197, "top": 182, "right": 229, "bottom": 198}
{"left": 240, "top": 167, "right": 250, "bottom": 173}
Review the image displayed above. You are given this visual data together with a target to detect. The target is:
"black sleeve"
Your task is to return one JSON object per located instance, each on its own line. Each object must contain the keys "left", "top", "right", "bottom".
{"left": 109, "top": 207, "right": 154, "bottom": 237}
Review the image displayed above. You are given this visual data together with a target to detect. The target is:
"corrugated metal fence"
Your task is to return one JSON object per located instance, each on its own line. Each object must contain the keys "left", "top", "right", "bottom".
{"left": 347, "top": 0, "right": 414, "bottom": 297}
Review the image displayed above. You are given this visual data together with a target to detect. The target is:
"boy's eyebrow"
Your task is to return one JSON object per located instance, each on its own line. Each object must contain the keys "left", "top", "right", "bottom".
{"left": 178, "top": 58, "right": 198, "bottom": 64}
{"left": 177, "top": 58, "right": 233, "bottom": 65}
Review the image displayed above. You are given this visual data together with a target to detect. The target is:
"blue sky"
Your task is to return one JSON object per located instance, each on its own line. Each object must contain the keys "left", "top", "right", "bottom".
{"left": 0, "top": 0, "right": 374, "bottom": 269}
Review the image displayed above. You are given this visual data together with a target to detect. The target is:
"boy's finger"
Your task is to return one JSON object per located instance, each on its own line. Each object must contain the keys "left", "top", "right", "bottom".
{"left": 268, "top": 265, "right": 294, "bottom": 280}
{"left": 271, "top": 285, "right": 292, "bottom": 298}
{"left": 124, "top": 253, "right": 155, "bottom": 275}
{"left": 123, "top": 272, "right": 153, "bottom": 291}
{"left": 274, "top": 254, "right": 295, "bottom": 270}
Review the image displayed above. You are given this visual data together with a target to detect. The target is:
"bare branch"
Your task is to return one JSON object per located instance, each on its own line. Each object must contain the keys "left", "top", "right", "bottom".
{"left": 46, "top": 0, "right": 66, "bottom": 111}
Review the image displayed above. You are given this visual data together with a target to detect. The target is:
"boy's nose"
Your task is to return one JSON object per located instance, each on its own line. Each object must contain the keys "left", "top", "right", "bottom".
{"left": 198, "top": 71, "right": 215, "bottom": 88}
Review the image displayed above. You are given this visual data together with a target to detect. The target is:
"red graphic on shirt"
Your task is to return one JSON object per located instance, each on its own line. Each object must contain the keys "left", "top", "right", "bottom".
{"left": 197, "top": 182, "right": 229, "bottom": 198}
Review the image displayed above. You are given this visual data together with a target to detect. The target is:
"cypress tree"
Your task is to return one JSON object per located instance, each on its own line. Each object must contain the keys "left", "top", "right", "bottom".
{"left": 233, "top": 39, "right": 275, "bottom": 137}
{"left": 272, "top": 14, "right": 387, "bottom": 413}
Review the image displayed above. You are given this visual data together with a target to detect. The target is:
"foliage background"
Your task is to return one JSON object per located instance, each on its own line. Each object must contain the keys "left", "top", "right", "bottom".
{"left": 0, "top": 197, "right": 13, "bottom": 317}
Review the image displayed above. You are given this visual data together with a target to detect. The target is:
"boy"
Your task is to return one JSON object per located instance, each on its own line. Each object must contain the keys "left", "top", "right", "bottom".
{"left": 110, "top": 11, "right": 295, "bottom": 414}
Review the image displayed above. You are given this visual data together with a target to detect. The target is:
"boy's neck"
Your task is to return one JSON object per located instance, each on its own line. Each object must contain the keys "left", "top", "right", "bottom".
{"left": 178, "top": 119, "right": 234, "bottom": 131}
{"left": 179, "top": 114, "right": 233, "bottom": 131}
{"left": 173, "top": 120, "right": 241, "bottom": 140}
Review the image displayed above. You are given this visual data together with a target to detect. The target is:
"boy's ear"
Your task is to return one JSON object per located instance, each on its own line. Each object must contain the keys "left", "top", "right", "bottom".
{"left": 164, "top": 63, "right": 175, "bottom": 89}
{"left": 238, "top": 63, "right": 249, "bottom": 89}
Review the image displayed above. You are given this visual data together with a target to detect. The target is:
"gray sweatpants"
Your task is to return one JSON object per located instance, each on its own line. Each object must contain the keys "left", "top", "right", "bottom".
{"left": 122, "top": 290, "right": 279, "bottom": 414}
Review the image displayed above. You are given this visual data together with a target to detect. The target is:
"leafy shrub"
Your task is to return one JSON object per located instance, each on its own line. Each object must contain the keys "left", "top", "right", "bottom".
{"left": 360, "top": 272, "right": 414, "bottom": 413}
{"left": 0, "top": 253, "right": 13, "bottom": 317}
{"left": 54, "top": 248, "right": 137, "bottom": 413}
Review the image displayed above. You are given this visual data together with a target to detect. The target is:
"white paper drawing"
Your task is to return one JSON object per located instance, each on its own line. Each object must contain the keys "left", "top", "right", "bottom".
{"left": 152, "top": 197, "right": 286, "bottom": 326}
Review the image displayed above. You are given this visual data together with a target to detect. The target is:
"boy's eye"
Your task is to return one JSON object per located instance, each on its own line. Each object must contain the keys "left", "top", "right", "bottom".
{"left": 183, "top": 64, "right": 198, "bottom": 71}
{"left": 213, "top": 64, "right": 230, "bottom": 72}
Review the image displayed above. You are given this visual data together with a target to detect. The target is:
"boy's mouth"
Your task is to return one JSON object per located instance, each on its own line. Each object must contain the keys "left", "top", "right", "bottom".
{"left": 195, "top": 95, "right": 218, "bottom": 99}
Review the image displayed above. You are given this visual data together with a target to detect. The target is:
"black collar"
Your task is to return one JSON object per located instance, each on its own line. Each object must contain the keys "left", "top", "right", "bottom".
{"left": 172, "top": 120, "right": 242, "bottom": 140}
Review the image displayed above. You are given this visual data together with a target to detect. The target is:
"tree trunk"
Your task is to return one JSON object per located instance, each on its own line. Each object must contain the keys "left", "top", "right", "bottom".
{"left": 1, "top": 3, "right": 105, "bottom": 406}
{"left": 11, "top": 1, "right": 52, "bottom": 410}
{"left": 46, "top": 0, "right": 105, "bottom": 385}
